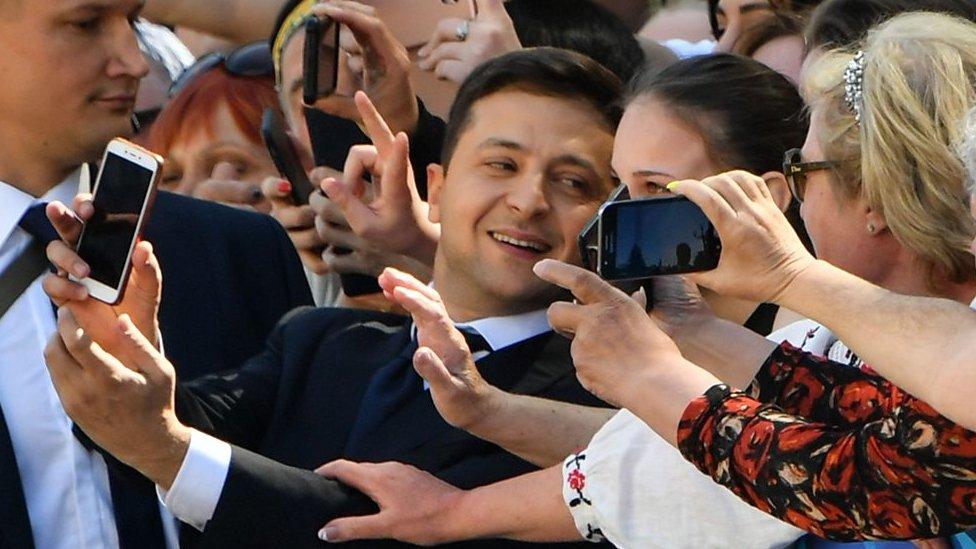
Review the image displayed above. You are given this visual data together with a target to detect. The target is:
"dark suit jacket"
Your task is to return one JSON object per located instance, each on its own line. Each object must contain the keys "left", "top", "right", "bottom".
{"left": 0, "top": 192, "right": 313, "bottom": 549}
{"left": 175, "top": 306, "right": 610, "bottom": 548}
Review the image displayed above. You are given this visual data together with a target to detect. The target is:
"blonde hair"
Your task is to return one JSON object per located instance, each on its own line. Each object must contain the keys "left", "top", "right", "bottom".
{"left": 803, "top": 11, "right": 976, "bottom": 284}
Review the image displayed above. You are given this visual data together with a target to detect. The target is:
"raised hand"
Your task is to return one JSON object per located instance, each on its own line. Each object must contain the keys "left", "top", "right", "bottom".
{"left": 376, "top": 267, "right": 499, "bottom": 431}
{"left": 42, "top": 197, "right": 162, "bottom": 351}
{"left": 669, "top": 171, "right": 817, "bottom": 304}
{"left": 311, "top": 1, "right": 420, "bottom": 137}
{"left": 263, "top": 174, "right": 331, "bottom": 274}
{"left": 315, "top": 459, "right": 463, "bottom": 545}
{"left": 320, "top": 92, "right": 438, "bottom": 266}
{"left": 417, "top": 0, "right": 522, "bottom": 83}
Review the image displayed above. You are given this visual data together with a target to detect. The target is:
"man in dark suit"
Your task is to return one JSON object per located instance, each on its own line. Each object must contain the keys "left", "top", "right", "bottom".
{"left": 0, "top": 2, "right": 312, "bottom": 548}
{"left": 41, "top": 48, "right": 621, "bottom": 548}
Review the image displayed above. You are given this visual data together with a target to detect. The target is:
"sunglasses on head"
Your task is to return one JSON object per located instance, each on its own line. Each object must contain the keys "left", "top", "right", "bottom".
{"left": 168, "top": 41, "right": 275, "bottom": 98}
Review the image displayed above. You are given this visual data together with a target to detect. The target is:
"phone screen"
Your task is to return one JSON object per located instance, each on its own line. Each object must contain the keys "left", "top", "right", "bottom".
{"left": 77, "top": 154, "right": 154, "bottom": 287}
{"left": 600, "top": 196, "right": 721, "bottom": 280}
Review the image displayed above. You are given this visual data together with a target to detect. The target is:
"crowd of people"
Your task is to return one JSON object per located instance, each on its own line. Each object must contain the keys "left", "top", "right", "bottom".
{"left": 3, "top": 0, "right": 976, "bottom": 548}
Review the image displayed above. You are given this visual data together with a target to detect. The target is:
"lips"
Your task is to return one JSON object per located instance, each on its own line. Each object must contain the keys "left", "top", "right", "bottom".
{"left": 488, "top": 230, "right": 552, "bottom": 254}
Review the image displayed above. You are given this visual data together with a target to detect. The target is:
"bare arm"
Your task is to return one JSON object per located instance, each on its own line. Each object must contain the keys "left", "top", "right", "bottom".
{"left": 468, "top": 389, "right": 615, "bottom": 467}
{"left": 318, "top": 461, "right": 580, "bottom": 544}
{"left": 778, "top": 259, "right": 976, "bottom": 431}
{"left": 142, "top": 0, "right": 278, "bottom": 44}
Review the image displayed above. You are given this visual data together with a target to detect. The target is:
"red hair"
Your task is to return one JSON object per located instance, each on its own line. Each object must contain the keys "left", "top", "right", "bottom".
{"left": 147, "top": 66, "right": 280, "bottom": 155}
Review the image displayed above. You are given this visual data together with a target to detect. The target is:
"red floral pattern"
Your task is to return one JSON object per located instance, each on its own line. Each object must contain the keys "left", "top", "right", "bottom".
{"left": 568, "top": 469, "right": 586, "bottom": 491}
{"left": 677, "top": 343, "right": 976, "bottom": 541}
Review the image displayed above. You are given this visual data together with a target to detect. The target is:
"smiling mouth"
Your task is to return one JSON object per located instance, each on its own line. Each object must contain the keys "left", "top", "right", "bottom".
{"left": 489, "top": 231, "right": 552, "bottom": 253}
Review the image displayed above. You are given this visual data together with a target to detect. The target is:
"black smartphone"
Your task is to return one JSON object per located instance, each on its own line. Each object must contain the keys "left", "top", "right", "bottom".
{"left": 579, "top": 184, "right": 630, "bottom": 272}
{"left": 73, "top": 138, "right": 162, "bottom": 304}
{"left": 261, "top": 108, "right": 316, "bottom": 205}
{"left": 304, "top": 106, "right": 382, "bottom": 297}
{"left": 303, "top": 16, "right": 340, "bottom": 106}
{"left": 597, "top": 195, "right": 722, "bottom": 281}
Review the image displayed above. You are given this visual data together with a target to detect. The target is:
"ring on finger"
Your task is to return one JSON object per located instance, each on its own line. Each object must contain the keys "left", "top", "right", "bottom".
{"left": 455, "top": 20, "right": 470, "bottom": 42}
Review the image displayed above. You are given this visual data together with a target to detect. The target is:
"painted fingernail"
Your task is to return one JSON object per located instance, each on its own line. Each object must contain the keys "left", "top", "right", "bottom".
{"left": 666, "top": 181, "right": 681, "bottom": 191}
{"left": 278, "top": 180, "right": 292, "bottom": 194}
{"left": 250, "top": 187, "right": 262, "bottom": 201}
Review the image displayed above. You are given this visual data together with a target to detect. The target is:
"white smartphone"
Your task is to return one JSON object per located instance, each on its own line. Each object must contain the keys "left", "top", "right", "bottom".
{"left": 71, "top": 138, "right": 162, "bottom": 305}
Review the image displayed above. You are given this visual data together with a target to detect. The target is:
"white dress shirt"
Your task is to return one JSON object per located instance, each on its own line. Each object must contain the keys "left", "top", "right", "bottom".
{"left": 160, "top": 308, "right": 552, "bottom": 531}
{"left": 0, "top": 173, "right": 121, "bottom": 549}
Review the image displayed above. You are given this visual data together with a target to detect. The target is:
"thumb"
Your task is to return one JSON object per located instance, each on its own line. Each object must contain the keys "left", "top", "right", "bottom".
{"left": 129, "top": 241, "right": 162, "bottom": 304}
{"left": 320, "top": 177, "right": 375, "bottom": 233}
{"left": 413, "top": 346, "right": 455, "bottom": 388}
{"left": 315, "top": 95, "right": 360, "bottom": 124}
{"left": 210, "top": 161, "right": 238, "bottom": 181}
{"left": 116, "top": 314, "right": 163, "bottom": 376}
{"left": 631, "top": 286, "right": 648, "bottom": 310}
{"left": 320, "top": 515, "right": 387, "bottom": 543}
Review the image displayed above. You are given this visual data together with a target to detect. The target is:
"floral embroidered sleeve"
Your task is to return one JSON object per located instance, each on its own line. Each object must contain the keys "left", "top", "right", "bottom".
{"left": 676, "top": 343, "right": 976, "bottom": 541}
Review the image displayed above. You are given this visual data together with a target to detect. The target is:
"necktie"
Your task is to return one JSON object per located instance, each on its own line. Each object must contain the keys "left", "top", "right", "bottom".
{"left": 21, "top": 204, "right": 167, "bottom": 549}
{"left": 345, "top": 326, "right": 492, "bottom": 457}
{"left": 18, "top": 203, "right": 59, "bottom": 247}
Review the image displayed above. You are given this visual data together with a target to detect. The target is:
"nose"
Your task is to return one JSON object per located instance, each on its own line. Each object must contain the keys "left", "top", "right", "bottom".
{"left": 505, "top": 172, "right": 551, "bottom": 219}
{"left": 106, "top": 19, "right": 150, "bottom": 80}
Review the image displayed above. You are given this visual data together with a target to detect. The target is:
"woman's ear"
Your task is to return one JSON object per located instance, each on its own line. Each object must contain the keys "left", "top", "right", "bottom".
{"left": 427, "top": 164, "right": 445, "bottom": 224}
{"left": 865, "top": 207, "right": 889, "bottom": 236}
{"left": 761, "top": 171, "right": 794, "bottom": 212}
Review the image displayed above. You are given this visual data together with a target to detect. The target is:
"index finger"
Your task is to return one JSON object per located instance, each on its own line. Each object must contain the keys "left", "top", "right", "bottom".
{"left": 532, "top": 259, "right": 620, "bottom": 305}
{"left": 354, "top": 91, "right": 395, "bottom": 152}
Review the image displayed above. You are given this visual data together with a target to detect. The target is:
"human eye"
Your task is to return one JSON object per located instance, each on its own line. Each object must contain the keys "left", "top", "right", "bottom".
{"left": 484, "top": 158, "right": 517, "bottom": 174}
{"left": 69, "top": 16, "right": 102, "bottom": 33}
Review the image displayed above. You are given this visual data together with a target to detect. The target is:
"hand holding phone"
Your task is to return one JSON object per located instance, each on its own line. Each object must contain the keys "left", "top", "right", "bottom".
{"left": 72, "top": 138, "right": 162, "bottom": 304}
{"left": 597, "top": 195, "right": 722, "bottom": 281}
{"left": 261, "top": 108, "right": 316, "bottom": 205}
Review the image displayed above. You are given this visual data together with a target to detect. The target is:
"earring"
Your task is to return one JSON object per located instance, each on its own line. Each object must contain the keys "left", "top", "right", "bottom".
{"left": 867, "top": 223, "right": 876, "bottom": 234}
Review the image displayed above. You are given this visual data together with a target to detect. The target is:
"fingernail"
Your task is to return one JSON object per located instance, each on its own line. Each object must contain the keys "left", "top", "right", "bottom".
{"left": 278, "top": 180, "right": 292, "bottom": 194}
{"left": 73, "top": 262, "right": 89, "bottom": 278}
{"left": 666, "top": 181, "right": 681, "bottom": 191}
{"left": 318, "top": 527, "right": 337, "bottom": 541}
{"left": 80, "top": 203, "right": 94, "bottom": 217}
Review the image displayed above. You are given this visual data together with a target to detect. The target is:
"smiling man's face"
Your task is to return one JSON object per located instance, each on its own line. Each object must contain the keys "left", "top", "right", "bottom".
{"left": 427, "top": 89, "right": 615, "bottom": 319}
{"left": 0, "top": 0, "right": 149, "bottom": 166}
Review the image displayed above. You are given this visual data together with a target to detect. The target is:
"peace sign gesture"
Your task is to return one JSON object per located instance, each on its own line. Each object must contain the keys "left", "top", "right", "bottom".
{"left": 321, "top": 91, "right": 440, "bottom": 266}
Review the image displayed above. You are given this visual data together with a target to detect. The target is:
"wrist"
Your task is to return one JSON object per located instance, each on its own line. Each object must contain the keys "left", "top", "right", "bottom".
{"left": 461, "top": 385, "right": 505, "bottom": 437}
{"left": 776, "top": 258, "right": 834, "bottom": 310}
{"left": 133, "top": 420, "right": 193, "bottom": 491}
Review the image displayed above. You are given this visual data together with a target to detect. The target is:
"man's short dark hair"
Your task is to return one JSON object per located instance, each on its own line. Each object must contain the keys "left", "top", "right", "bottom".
{"left": 440, "top": 47, "right": 623, "bottom": 169}
{"left": 805, "top": 0, "right": 976, "bottom": 49}
{"left": 505, "top": 0, "right": 645, "bottom": 82}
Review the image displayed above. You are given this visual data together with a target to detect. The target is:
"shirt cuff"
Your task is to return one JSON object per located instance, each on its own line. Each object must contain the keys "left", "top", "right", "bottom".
{"left": 156, "top": 430, "right": 231, "bottom": 531}
{"left": 562, "top": 451, "right": 605, "bottom": 543}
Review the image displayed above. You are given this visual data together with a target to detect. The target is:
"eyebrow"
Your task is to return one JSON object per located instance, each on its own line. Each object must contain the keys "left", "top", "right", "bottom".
{"left": 66, "top": 0, "right": 145, "bottom": 16}
{"left": 478, "top": 138, "right": 525, "bottom": 151}
{"left": 633, "top": 169, "right": 676, "bottom": 179}
{"left": 716, "top": 1, "right": 770, "bottom": 16}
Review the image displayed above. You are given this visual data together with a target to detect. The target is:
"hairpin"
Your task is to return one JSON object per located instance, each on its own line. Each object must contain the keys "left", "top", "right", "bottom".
{"left": 844, "top": 51, "right": 866, "bottom": 124}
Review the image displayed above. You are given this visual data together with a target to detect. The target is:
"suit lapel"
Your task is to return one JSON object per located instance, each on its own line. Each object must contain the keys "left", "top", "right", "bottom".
{"left": 0, "top": 402, "right": 36, "bottom": 549}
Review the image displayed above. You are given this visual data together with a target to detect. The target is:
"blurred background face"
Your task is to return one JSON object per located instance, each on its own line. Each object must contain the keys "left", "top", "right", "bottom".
{"left": 279, "top": 29, "right": 313, "bottom": 153}
{"left": 612, "top": 97, "right": 723, "bottom": 198}
{"left": 159, "top": 100, "right": 277, "bottom": 198}
{"left": 713, "top": 0, "right": 774, "bottom": 51}
{"left": 430, "top": 90, "right": 615, "bottom": 316}
{"left": 0, "top": 0, "right": 149, "bottom": 166}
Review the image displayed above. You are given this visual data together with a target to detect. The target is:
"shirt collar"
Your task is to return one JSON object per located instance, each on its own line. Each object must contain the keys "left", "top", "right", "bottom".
{"left": 457, "top": 309, "right": 552, "bottom": 352}
{"left": 0, "top": 167, "right": 83, "bottom": 248}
